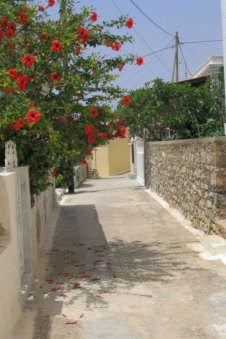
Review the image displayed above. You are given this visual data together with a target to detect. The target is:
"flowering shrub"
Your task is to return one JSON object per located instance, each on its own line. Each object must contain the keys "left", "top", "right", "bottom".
{"left": 0, "top": 0, "right": 140, "bottom": 198}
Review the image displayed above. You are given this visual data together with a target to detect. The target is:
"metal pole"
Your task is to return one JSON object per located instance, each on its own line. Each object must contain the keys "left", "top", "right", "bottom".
{"left": 221, "top": 0, "right": 226, "bottom": 134}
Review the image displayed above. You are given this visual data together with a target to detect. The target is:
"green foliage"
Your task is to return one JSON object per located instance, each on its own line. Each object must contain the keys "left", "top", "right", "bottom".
{"left": 0, "top": 0, "right": 136, "bottom": 199}
{"left": 118, "top": 73, "right": 225, "bottom": 140}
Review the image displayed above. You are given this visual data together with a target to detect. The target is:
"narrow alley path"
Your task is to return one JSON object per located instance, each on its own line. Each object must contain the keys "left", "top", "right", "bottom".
{"left": 13, "top": 175, "right": 226, "bottom": 339}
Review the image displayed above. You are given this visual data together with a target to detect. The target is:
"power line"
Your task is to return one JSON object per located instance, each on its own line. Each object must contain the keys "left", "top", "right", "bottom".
{"left": 181, "top": 39, "right": 222, "bottom": 45}
{"left": 128, "top": 0, "right": 175, "bottom": 38}
{"left": 143, "top": 45, "right": 175, "bottom": 58}
{"left": 183, "top": 45, "right": 206, "bottom": 61}
{"left": 111, "top": 0, "right": 172, "bottom": 74}
{"left": 179, "top": 43, "right": 191, "bottom": 77}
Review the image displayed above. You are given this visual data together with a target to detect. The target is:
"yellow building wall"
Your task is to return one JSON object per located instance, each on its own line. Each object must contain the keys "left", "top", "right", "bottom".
{"left": 87, "top": 136, "right": 130, "bottom": 178}
{"left": 108, "top": 136, "right": 130, "bottom": 176}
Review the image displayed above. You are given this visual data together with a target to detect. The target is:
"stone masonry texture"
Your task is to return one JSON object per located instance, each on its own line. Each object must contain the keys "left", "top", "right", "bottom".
{"left": 145, "top": 136, "right": 226, "bottom": 238}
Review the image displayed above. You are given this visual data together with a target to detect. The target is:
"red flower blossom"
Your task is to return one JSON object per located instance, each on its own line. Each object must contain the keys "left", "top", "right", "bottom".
{"left": 8, "top": 68, "right": 18, "bottom": 80}
{"left": 22, "top": 6, "right": 29, "bottom": 11}
{"left": 7, "top": 22, "right": 16, "bottom": 31}
{"left": 112, "top": 41, "right": 121, "bottom": 51}
{"left": 6, "top": 28, "right": 16, "bottom": 38}
{"left": 85, "top": 124, "right": 92, "bottom": 135}
{"left": 88, "top": 134, "right": 95, "bottom": 144}
{"left": 8, "top": 123, "right": 15, "bottom": 130}
{"left": 22, "top": 54, "right": 35, "bottom": 67}
{"left": 136, "top": 56, "right": 144, "bottom": 66}
{"left": 91, "top": 68, "right": 96, "bottom": 73}
{"left": 126, "top": 18, "right": 134, "bottom": 29}
{"left": 119, "top": 65, "right": 123, "bottom": 72}
{"left": 37, "top": 5, "right": 44, "bottom": 11}
{"left": 52, "top": 168, "right": 56, "bottom": 177}
{"left": 99, "top": 132, "right": 107, "bottom": 139}
{"left": 7, "top": 43, "right": 14, "bottom": 49}
{"left": 26, "top": 109, "right": 40, "bottom": 124}
{"left": 50, "top": 73, "right": 61, "bottom": 83}
{"left": 85, "top": 148, "right": 92, "bottom": 155}
{"left": 14, "top": 118, "right": 25, "bottom": 130}
{"left": 58, "top": 117, "right": 65, "bottom": 123}
{"left": 77, "top": 27, "right": 90, "bottom": 43}
{"left": 6, "top": 88, "right": 14, "bottom": 94}
{"left": 29, "top": 73, "right": 35, "bottom": 79}
{"left": 76, "top": 45, "right": 81, "bottom": 56}
{"left": 51, "top": 40, "right": 62, "bottom": 52}
{"left": 120, "top": 127, "right": 127, "bottom": 136}
{"left": 17, "top": 74, "right": 29, "bottom": 92}
{"left": 40, "top": 33, "right": 48, "bottom": 42}
{"left": 81, "top": 159, "right": 87, "bottom": 165}
{"left": 122, "top": 95, "right": 131, "bottom": 106}
{"left": 90, "top": 11, "right": 97, "bottom": 22}
{"left": 0, "top": 29, "right": 4, "bottom": 40}
{"left": 89, "top": 107, "right": 98, "bottom": 119}
{"left": 23, "top": 40, "right": 31, "bottom": 45}
{"left": 48, "top": 0, "right": 55, "bottom": 6}
{"left": 18, "top": 11, "right": 28, "bottom": 25}
{"left": 1, "top": 18, "right": 8, "bottom": 28}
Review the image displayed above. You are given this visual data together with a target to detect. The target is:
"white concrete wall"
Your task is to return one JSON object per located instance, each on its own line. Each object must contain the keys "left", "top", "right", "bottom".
{"left": 0, "top": 172, "right": 21, "bottom": 339}
{"left": 31, "top": 177, "right": 56, "bottom": 273}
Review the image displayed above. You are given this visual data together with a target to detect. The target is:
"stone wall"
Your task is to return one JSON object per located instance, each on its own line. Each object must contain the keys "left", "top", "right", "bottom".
{"left": 145, "top": 136, "right": 226, "bottom": 238}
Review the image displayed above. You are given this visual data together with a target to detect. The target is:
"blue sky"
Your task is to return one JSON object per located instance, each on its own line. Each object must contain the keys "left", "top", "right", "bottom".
{"left": 41, "top": 0, "right": 223, "bottom": 91}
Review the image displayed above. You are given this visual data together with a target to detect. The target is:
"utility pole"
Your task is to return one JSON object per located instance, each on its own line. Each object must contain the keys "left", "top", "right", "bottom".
{"left": 221, "top": 0, "right": 226, "bottom": 134}
{"left": 171, "top": 32, "right": 179, "bottom": 83}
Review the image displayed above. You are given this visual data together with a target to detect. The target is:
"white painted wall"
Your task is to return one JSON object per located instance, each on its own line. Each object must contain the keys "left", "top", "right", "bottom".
{"left": 0, "top": 172, "right": 21, "bottom": 339}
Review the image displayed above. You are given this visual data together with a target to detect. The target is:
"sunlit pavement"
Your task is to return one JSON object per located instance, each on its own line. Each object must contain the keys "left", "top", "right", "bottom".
{"left": 13, "top": 174, "right": 226, "bottom": 339}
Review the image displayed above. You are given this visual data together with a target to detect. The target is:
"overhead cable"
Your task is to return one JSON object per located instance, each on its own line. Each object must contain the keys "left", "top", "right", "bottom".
{"left": 128, "top": 0, "right": 175, "bottom": 37}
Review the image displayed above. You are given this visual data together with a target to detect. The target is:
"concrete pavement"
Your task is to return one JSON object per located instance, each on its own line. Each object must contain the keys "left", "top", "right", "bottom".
{"left": 13, "top": 175, "right": 226, "bottom": 339}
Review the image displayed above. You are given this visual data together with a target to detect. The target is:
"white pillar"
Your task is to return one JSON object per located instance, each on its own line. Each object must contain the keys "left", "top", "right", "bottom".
{"left": 221, "top": 0, "right": 226, "bottom": 134}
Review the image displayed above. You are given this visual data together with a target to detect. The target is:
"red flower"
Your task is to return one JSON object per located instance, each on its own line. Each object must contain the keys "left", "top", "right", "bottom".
{"left": 0, "top": 29, "right": 4, "bottom": 40}
{"left": 77, "top": 27, "right": 90, "bottom": 43}
{"left": 37, "top": 5, "right": 44, "bottom": 11}
{"left": 81, "top": 159, "right": 87, "bottom": 165}
{"left": 6, "top": 88, "right": 14, "bottom": 94}
{"left": 17, "top": 74, "right": 29, "bottom": 92}
{"left": 99, "top": 132, "right": 107, "bottom": 139}
{"left": 58, "top": 117, "right": 65, "bottom": 123}
{"left": 6, "top": 28, "right": 16, "bottom": 38}
{"left": 122, "top": 95, "right": 131, "bottom": 106}
{"left": 26, "top": 109, "right": 40, "bottom": 124}
{"left": 1, "top": 18, "right": 8, "bottom": 28}
{"left": 7, "top": 43, "right": 14, "bottom": 49}
{"left": 51, "top": 40, "right": 62, "bottom": 52}
{"left": 85, "top": 124, "right": 92, "bottom": 135}
{"left": 50, "top": 73, "right": 61, "bottom": 83}
{"left": 85, "top": 148, "right": 92, "bottom": 155}
{"left": 23, "top": 40, "right": 31, "bottom": 45}
{"left": 14, "top": 118, "right": 25, "bottom": 130}
{"left": 136, "top": 56, "right": 144, "bottom": 66}
{"left": 91, "top": 68, "right": 96, "bottom": 73}
{"left": 88, "top": 134, "right": 95, "bottom": 144}
{"left": 40, "top": 33, "right": 48, "bottom": 41}
{"left": 29, "top": 73, "right": 35, "bottom": 79}
{"left": 7, "top": 22, "right": 16, "bottom": 31}
{"left": 52, "top": 168, "right": 56, "bottom": 177}
{"left": 8, "top": 123, "right": 15, "bottom": 130}
{"left": 18, "top": 11, "right": 28, "bottom": 25}
{"left": 120, "top": 127, "right": 127, "bottom": 136}
{"left": 90, "top": 11, "right": 97, "bottom": 22}
{"left": 89, "top": 107, "right": 98, "bottom": 119}
{"left": 126, "top": 18, "right": 134, "bottom": 29}
{"left": 76, "top": 45, "right": 81, "bottom": 56}
{"left": 48, "top": 0, "right": 55, "bottom": 6}
{"left": 119, "top": 65, "right": 123, "bottom": 72}
{"left": 22, "top": 6, "right": 29, "bottom": 11}
{"left": 8, "top": 68, "right": 18, "bottom": 80}
{"left": 112, "top": 41, "right": 121, "bottom": 51}
{"left": 22, "top": 54, "right": 36, "bottom": 67}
